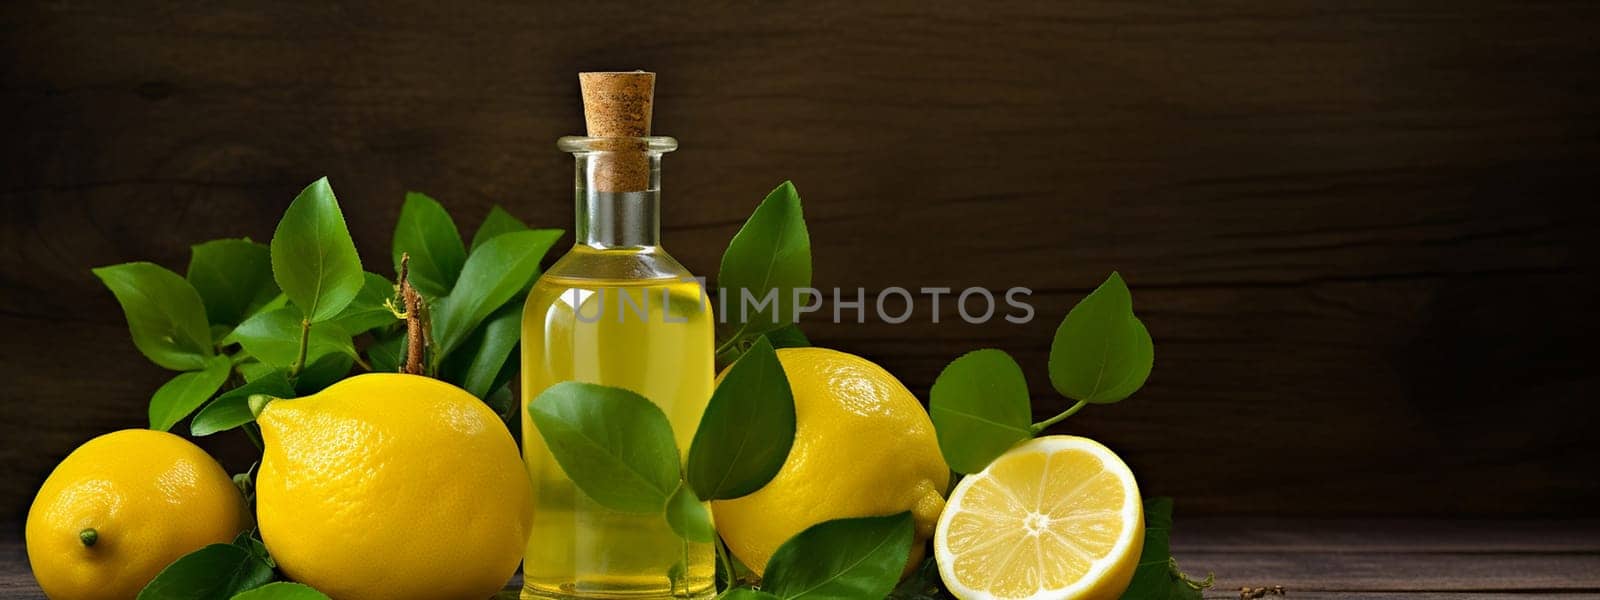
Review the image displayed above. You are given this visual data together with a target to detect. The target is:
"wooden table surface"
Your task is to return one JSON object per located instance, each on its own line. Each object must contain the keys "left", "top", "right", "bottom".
{"left": 5, "top": 519, "right": 1598, "bottom": 599}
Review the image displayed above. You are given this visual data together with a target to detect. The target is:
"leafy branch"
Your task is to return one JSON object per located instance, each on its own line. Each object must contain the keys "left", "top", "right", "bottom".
{"left": 928, "top": 271, "right": 1153, "bottom": 474}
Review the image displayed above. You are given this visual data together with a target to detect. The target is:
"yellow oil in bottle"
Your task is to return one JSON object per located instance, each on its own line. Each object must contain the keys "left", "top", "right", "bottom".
{"left": 523, "top": 71, "right": 713, "bottom": 600}
{"left": 520, "top": 252, "right": 716, "bottom": 599}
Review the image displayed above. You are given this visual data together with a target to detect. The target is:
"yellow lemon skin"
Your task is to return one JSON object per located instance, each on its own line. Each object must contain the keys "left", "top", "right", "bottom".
{"left": 255, "top": 373, "right": 533, "bottom": 600}
{"left": 26, "top": 429, "right": 245, "bottom": 600}
{"left": 713, "top": 347, "right": 950, "bottom": 576}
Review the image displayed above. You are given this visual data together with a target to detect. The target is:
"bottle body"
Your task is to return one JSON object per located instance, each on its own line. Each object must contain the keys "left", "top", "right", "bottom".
{"left": 521, "top": 139, "right": 716, "bottom": 600}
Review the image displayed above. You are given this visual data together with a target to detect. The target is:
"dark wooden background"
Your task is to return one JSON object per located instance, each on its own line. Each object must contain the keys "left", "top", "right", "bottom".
{"left": 3, "top": 1, "right": 1597, "bottom": 526}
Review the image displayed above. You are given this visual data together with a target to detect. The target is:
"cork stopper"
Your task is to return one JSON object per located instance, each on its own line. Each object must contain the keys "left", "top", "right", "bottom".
{"left": 580, "top": 72, "right": 654, "bottom": 137}
{"left": 579, "top": 71, "right": 654, "bottom": 192}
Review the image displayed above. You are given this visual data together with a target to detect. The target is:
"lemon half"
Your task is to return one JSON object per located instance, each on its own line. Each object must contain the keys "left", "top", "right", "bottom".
{"left": 934, "top": 435, "right": 1144, "bottom": 600}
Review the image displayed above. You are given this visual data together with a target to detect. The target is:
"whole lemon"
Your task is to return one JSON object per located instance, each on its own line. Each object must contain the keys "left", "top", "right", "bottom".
{"left": 254, "top": 373, "right": 533, "bottom": 600}
{"left": 713, "top": 347, "right": 950, "bottom": 575}
{"left": 26, "top": 429, "right": 245, "bottom": 600}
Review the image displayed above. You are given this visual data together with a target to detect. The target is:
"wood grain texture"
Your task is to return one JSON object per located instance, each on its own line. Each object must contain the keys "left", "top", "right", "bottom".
{"left": 1170, "top": 519, "right": 1600, "bottom": 597}
{"left": 1175, "top": 517, "right": 1600, "bottom": 553}
{"left": 1186, "top": 552, "right": 1600, "bottom": 593}
{"left": 3, "top": 1, "right": 1599, "bottom": 521}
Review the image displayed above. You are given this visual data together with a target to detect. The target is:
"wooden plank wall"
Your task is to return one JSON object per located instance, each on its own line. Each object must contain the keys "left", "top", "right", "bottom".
{"left": 2, "top": 1, "right": 1597, "bottom": 521}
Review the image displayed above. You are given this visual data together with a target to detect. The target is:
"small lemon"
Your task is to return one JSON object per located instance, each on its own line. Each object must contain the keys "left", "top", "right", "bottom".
{"left": 713, "top": 347, "right": 950, "bottom": 576}
{"left": 254, "top": 373, "right": 532, "bottom": 600}
{"left": 26, "top": 429, "right": 245, "bottom": 600}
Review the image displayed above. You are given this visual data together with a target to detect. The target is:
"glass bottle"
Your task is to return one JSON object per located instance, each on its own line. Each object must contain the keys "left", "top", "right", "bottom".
{"left": 520, "top": 131, "right": 716, "bottom": 598}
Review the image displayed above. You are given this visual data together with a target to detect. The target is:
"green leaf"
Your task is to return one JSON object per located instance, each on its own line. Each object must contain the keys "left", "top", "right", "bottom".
{"left": 719, "top": 589, "right": 780, "bottom": 600}
{"left": 229, "top": 583, "right": 331, "bottom": 600}
{"left": 231, "top": 530, "right": 275, "bottom": 569}
{"left": 717, "top": 547, "right": 759, "bottom": 592}
{"left": 432, "top": 228, "right": 563, "bottom": 359}
{"left": 887, "top": 557, "right": 946, "bottom": 600}
{"left": 148, "top": 355, "right": 233, "bottom": 431}
{"left": 191, "top": 371, "right": 295, "bottom": 436}
{"left": 1118, "top": 498, "right": 1211, "bottom": 600}
{"left": 294, "top": 352, "right": 354, "bottom": 395}
{"left": 227, "top": 307, "right": 356, "bottom": 369}
{"left": 668, "top": 560, "right": 689, "bottom": 596}
{"left": 231, "top": 464, "right": 256, "bottom": 504}
{"left": 487, "top": 358, "right": 519, "bottom": 409}
{"left": 366, "top": 333, "right": 406, "bottom": 374}
{"left": 236, "top": 360, "right": 276, "bottom": 383}
{"left": 1049, "top": 272, "right": 1153, "bottom": 404}
{"left": 488, "top": 382, "right": 520, "bottom": 442}
{"left": 766, "top": 324, "right": 810, "bottom": 349}
{"left": 929, "top": 349, "right": 1035, "bottom": 474}
{"left": 391, "top": 191, "right": 468, "bottom": 298}
{"left": 445, "top": 301, "right": 521, "bottom": 399}
{"left": 470, "top": 205, "right": 530, "bottom": 252}
{"left": 93, "top": 262, "right": 215, "bottom": 370}
{"left": 187, "top": 239, "right": 278, "bottom": 326}
{"left": 718, "top": 181, "right": 812, "bottom": 336}
{"left": 332, "top": 272, "right": 397, "bottom": 333}
{"left": 527, "top": 381, "right": 681, "bottom": 513}
{"left": 883, "top": 560, "right": 940, "bottom": 600}
{"left": 687, "top": 337, "right": 795, "bottom": 500}
{"left": 485, "top": 381, "right": 515, "bottom": 419}
{"left": 763, "top": 513, "right": 914, "bottom": 600}
{"left": 665, "top": 481, "right": 715, "bottom": 543}
{"left": 270, "top": 177, "right": 364, "bottom": 323}
{"left": 241, "top": 293, "right": 289, "bottom": 325}
{"left": 136, "top": 543, "right": 274, "bottom": 600}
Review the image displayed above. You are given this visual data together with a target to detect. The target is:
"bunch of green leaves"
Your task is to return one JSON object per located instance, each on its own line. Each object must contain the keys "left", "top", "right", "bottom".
{"left": 93, "top": 178, "right": 369, "bottom": 439}
{"left": 925, "top": 272, "right": 1208, "bottom": 599}
{"left": 94, "top": 177, "right": 563, "bottom": 599}
{"left": 376, "top": 192, "right": 562, "bottom": 424}
{"left": 94, "top": 179, "right": 561, "bottom": 441}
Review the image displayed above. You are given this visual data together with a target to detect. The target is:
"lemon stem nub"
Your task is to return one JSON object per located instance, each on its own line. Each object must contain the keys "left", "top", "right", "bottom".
{"left": 79, "top": 528, "right": 98, "bottom": 547}
{"left": 248, "top": 394, "right": 279, "bottom": 419}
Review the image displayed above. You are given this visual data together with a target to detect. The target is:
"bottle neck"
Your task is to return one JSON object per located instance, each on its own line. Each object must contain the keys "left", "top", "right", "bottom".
{"left": 573, "top": 151, "right": 662, "bottom": 249}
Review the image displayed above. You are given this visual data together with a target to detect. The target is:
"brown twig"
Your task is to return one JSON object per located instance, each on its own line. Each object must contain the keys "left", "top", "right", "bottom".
{"left": 399, "top": 253, "right": 425, "bottom": 375}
